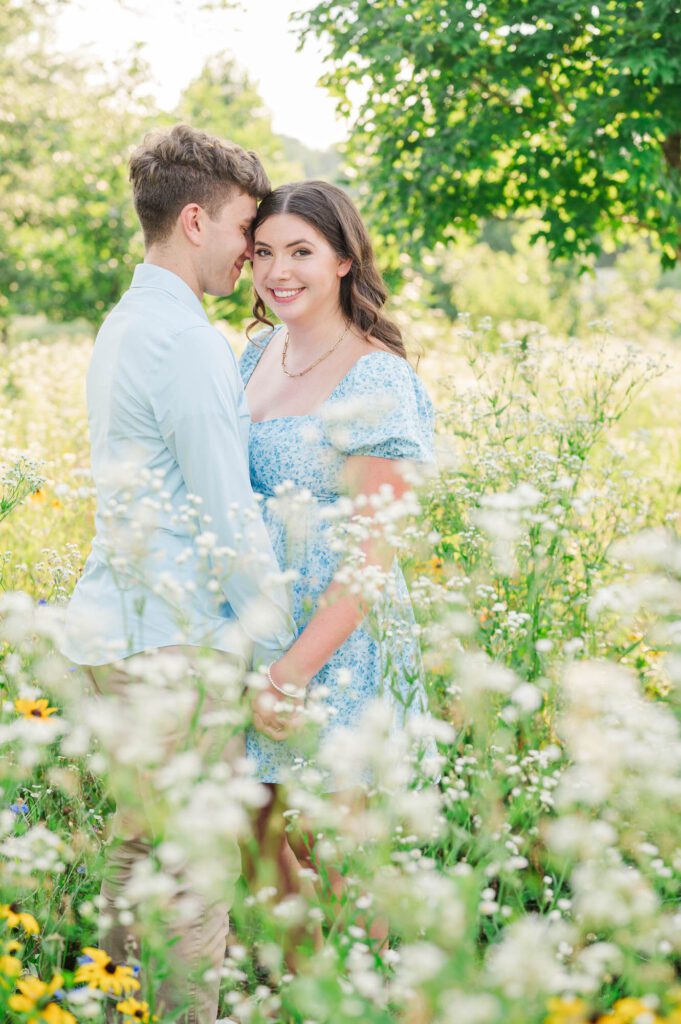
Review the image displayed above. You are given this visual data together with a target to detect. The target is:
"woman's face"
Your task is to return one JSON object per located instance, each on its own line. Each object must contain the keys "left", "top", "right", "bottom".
{"left": 252, "top": 213, "right": 351, "bottom": 324}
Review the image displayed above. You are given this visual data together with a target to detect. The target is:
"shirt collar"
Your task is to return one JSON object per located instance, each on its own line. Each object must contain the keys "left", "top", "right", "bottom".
{"left": 130, "top": 263, "right": 209, "bottom": 322}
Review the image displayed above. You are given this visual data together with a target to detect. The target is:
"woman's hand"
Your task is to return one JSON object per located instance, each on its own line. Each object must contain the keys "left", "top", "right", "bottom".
{"left": 252, "top": 659, "right": 309, "bottom": 741}
{"left": 252, "top": 456, "right": 410, "bottom": 741}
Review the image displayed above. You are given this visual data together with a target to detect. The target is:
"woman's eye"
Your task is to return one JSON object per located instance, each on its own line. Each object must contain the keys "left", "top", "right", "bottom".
{"left": 293, "top": 248, "right": 311, "bottom": 257}
{"left": 254, "top": 248, "right": 271, "bottom": 258}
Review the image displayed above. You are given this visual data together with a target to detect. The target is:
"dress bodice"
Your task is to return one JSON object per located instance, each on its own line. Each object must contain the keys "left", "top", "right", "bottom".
{"left": 238, "top": 327, "right": 437, "bottom": 788}
{"left": 241, "top": 327, "right": 435, "bottom": 504}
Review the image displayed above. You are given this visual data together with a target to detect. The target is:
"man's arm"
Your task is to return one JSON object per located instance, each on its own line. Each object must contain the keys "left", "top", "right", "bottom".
{"left": 158, "top": 325, "right": 297, "bottom": 662}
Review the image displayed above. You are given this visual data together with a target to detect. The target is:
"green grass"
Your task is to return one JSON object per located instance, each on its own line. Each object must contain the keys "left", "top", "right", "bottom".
{"left": 0, "top": 319, "right": 680, "bottom": 1024}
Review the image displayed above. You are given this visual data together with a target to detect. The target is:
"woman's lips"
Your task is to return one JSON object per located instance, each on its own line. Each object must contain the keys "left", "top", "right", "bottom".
{"left": 269, "top": 287, "right": 305, "bottom": 304}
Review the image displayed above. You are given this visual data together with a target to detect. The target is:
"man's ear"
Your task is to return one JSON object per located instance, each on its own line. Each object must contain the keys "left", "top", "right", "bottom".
{"left": 178, "top": 203, "right": 203, "bottom": 246}
{"left": 337, "top": 257, "right": 353, "bottom": 278}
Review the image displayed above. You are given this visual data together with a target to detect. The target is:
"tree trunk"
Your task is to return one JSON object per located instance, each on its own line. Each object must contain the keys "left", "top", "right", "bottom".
{"left": 662, "top": 132, "right": 680, "bottom": 170}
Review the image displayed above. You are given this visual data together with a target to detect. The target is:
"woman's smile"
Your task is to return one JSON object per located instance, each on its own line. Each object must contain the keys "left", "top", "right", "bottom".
{"left": 269, "top": 286, "right": 306, "bottom": 304}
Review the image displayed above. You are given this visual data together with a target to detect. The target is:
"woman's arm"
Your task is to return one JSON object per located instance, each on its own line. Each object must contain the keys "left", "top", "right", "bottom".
{"left": 252, "top": 454, "right": 414, "bottom": 740}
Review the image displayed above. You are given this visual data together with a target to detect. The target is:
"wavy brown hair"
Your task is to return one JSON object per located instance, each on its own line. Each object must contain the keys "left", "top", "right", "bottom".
{"left": 129, "top": 124, "right": 270, "bottom": 247}
{"left": 248, "top": 181, "right": 406, "bottom": 358}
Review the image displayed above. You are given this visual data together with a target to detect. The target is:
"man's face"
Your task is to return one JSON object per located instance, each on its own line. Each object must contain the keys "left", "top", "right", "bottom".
{"left": 200, "top": 190, "right": 257, "bottom": 297}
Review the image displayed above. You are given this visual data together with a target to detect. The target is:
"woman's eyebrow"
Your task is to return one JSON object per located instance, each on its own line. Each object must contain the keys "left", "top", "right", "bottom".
{"left": 253, "top": 239, "right": 314, "bottom": 248}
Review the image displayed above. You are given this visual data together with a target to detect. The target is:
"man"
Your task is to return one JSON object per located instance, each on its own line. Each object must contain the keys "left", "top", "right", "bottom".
{"left": 63, "top": 124, "right": 297, "bottom": 1023}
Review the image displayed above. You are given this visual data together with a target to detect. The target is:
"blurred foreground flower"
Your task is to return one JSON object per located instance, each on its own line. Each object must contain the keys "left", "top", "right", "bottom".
{"left": 0, "top": 902, "right": 40, "bottom": 934}
{"left": 603, "top": 996, "right": 664, "bottom": 1024}
{"left": 116, "top": 997, "right": 157, "bottom": 1023}
{"left": 14, "top": 698, "right": 58, "bottom": 720}
{"left": 544, "top": 996, "right": 591, "bottom": 1024}
{"left": 9, "top": 972, "right": 76, "bottom": 1024}
{"left": 75, "top": 947, "right": 140, "bottom": 996}
{"left": 0, "top": 938, "right": 23, "bottom": 989}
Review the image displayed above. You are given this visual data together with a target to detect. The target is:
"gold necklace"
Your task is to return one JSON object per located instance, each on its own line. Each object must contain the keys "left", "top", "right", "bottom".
{"left": 281, "top": 321, "right": 351, "bottom": 378}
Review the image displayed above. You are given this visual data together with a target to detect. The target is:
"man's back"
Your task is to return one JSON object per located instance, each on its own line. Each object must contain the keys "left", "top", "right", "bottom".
{"left": 63, "top": 263, "right": 295, "bottom": 666}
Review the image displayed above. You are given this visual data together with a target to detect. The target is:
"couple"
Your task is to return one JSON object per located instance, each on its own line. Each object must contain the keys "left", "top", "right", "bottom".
{"left": 63, "top": 124, "right": 434, "bottom": 1022}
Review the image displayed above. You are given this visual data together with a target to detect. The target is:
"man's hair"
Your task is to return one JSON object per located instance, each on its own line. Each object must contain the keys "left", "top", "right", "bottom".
{"left": 129, "top": 124, "right": 271, "bottom": 246}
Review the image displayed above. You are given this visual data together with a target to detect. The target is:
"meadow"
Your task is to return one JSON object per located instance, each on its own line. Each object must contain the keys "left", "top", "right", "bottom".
{"left": 1, "top": 283, "right": 681, "bottom": 1024}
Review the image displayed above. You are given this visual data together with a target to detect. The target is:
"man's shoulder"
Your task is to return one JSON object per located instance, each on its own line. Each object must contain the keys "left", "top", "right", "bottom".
{"left": 109, "top": 283, "right": 208, "bottom": 334}
{"left": 96, "top": 288, "right": 232, "bottom": 360}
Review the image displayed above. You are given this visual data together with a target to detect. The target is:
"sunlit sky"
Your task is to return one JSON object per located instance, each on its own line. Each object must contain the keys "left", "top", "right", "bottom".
{"left": 53, "top": 0, "right": 348, "bottom": 150}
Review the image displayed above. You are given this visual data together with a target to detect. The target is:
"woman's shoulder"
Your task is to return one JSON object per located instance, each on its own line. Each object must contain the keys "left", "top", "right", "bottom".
{"left": 239, "top": 324, "right": 281, "bottom": 383}
{"left": 345, "top": 348, "right": 432, "bottom": 407}
{"left": 327, "top": 347, "right": 435, "bottom": 461}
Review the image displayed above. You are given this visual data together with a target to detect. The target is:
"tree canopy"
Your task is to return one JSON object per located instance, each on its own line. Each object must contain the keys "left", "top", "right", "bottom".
{"left": 300, "top": 0, "right": 681, "bottom": 265}
{"left": 0, "top": 7, "right": 303, "bottom": 333}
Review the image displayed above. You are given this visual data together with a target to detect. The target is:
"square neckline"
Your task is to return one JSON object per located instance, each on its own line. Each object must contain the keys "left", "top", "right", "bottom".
{"left": 243, "top": 326, "right": 401, "bottom": 425}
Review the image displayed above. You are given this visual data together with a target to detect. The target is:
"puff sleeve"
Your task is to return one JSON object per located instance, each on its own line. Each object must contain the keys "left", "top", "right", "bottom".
{"left": 322, "top": 352, "right": 435, "bottom": 463}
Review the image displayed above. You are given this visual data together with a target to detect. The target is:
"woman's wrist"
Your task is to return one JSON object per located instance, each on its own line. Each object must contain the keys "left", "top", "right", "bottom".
{"left": 267, "top": 659, "right": 309, "bottom": 699}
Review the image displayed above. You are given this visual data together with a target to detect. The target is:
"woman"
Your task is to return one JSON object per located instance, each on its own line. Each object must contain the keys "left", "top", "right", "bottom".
{"left": 241, "top": 181, "right": 435, "bottom": 943}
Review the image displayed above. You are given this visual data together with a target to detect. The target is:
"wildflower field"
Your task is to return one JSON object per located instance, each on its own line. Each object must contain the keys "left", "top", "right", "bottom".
{"left": 1, "top": 313, "right": 681, "bottom": 1024}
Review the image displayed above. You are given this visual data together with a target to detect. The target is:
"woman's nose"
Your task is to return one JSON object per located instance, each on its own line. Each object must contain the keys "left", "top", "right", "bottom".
{"left": 269, "top": 256, "right": 291, "bottom": 280}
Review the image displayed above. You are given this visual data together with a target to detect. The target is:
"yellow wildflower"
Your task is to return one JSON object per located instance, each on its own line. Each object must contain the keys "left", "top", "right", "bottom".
{"left": 545, "top": 996, "right": 591, "bottom": 1024}
{"left": 116, "top": 997, "right": 157, "bottom": 1023}
{"left": 0, "top": 903, "right": 40, "bottom": 934}
{"left": 75, "top": 946, "right": 139, "bottom": 997}
{"left": 425, "top": 554, "right": 444, "bottom": 580}
{"left": 597, "top": 997, "right": 662, "bottom": 1024}
{"left": 14, "top": 698, "right": 58, "bottom": 720}
{"left": 0, "top": 946, "right": 22, "bottom": 990}
{"left": 9, "top": 973, "right": 77, "bottom": 1024}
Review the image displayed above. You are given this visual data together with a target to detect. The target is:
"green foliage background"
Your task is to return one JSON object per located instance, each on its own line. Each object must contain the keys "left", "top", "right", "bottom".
{"left": 1, "top": 0, "right": 680, "bottom": 343}
{"left": 0, "top": 1, "right": 340, "bottom": 335}
{"left": 301, "top": 0, "right": 681, "bottom": 266}
{"left": 2, "top": 4, "right": 681, "bottom": 1021}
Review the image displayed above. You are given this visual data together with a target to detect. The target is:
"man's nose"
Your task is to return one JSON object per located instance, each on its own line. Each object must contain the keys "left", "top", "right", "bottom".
{"left": 243, "top": 234, "right": 254, "bottom": 261}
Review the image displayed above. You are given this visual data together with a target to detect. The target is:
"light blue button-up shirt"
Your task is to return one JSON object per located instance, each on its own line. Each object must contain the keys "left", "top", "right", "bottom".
{"left": 62, "top": 263, "right": 297, "bottom": 666}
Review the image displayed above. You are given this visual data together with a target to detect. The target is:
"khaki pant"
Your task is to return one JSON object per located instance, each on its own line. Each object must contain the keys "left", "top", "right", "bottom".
{"left": 89, "top": 647, "right": 243, "bottom": 1024}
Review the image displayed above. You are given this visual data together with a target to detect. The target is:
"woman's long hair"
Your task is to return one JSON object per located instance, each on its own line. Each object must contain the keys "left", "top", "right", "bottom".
{"left": 248, "top": 181, "right": 406, "bottom": 358}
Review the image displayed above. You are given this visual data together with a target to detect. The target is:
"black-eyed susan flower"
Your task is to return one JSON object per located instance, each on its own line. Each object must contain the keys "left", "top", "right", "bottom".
{"left": 0, "top": 902, "right": 40, "bottom": 934}
{"left": 545, "top": 996, "right": 591, "bottom": 1024}
{"left": 75, "top": 946, "right": 139, "bottom": 997}
{"left": 9, "top": 973, "right": 76, "bottom": 1024}
{"left": 0, "top": 940, "right": 22, "bottom": 990}
{"left": 598, "top": 997, "right": 663, "bottom": 1024}
{"left": 14, "top": 698, "right": 58, "bottom": 720}
{"left": 116, "top": 996, "right": 157, "bottom": 1023}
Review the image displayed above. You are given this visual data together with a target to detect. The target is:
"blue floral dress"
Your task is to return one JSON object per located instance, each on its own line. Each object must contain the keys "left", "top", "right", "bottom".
{"left": 240, "top": 327, "right": 435, "bottom": 786}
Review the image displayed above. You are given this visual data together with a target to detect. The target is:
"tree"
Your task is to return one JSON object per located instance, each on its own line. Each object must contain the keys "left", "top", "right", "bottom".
{"left": 0, "top": 0, "right": 150, "bottom": 335}
{"left": 176, "top": 53, "right": 302, "bottom": 186}
{"left": 1, "top": 24, "right": 304, "bottom": 334}
{"left": 299, "top": 0, "right": 681, "bottom": 265}
{"left": 279, "top": 135, "right": 342, "bottom": 182}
